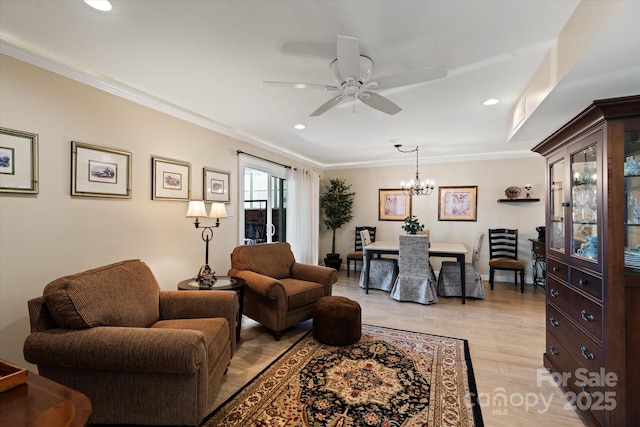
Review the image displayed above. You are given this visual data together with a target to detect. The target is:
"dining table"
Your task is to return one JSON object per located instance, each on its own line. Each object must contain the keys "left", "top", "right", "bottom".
{"left": 363, "top": 240, "right": 470, "bottom": 303}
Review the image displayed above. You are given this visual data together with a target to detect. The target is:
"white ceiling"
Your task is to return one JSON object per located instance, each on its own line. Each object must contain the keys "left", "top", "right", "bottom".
{"left": 1, "top": 0, "right": 638, "bottom": 169}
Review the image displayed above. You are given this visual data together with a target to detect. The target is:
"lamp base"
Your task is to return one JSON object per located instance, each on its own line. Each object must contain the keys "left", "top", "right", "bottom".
{"left": 196, "top": 264, "right": 217, "bottom": 288}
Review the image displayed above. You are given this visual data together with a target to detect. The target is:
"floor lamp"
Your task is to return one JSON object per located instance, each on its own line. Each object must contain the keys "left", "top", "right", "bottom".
{"left": 185, "top": 200, "right": 227, "bottom": 287}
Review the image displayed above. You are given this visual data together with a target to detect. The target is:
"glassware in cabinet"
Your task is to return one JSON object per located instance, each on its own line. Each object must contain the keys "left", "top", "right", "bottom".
{"left": 571, "top": 144, "right": 598, "bottom": 262}
{"left": 624, "top": 130, "right": 640, "bottom": 271}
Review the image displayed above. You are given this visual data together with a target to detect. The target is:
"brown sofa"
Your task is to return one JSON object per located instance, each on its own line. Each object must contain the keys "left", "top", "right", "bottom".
{"left": 23, "top": 259, "right": 238, "bottom": 426}
{"left": 228, "top": 242, "right": 338, "bottom": 340}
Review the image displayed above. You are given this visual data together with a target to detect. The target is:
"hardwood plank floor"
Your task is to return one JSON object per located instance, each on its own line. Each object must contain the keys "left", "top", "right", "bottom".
{"left": 211, "top": 270, "right": 586, "bottom": 426}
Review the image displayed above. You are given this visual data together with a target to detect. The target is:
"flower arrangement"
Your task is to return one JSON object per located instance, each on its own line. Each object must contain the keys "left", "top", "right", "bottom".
{"left": 402, "top": 215, "right": 424, "bottom": 235}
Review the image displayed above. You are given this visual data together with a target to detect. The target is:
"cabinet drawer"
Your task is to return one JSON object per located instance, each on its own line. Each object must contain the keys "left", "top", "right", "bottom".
{"left": 570, "top": 268, "right": 603, "bottom": 301}
{"left": 545, "top": 331, "right": 605, "bottom": 426}
{"left": 547, "top": 258, "right": 568, "bottom": 282}
{"left": 547, "top": 304, "right": 604, "bottom": 374}
{"left": 547, "top": 279, "right": 603, "bottom": 342}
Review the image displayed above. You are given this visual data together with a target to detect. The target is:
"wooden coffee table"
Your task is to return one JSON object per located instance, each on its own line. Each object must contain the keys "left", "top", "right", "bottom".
{"left": 0, "top": 369, "right": 91, "bottom": 426}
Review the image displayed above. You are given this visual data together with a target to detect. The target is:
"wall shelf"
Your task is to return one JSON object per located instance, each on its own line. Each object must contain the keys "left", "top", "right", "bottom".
{"left": 497, "top": 198, "right": 540, "bottom": 203}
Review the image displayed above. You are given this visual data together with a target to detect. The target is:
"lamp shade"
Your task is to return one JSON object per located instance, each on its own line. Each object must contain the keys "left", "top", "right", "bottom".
{"left": 185, "top": 200, "right": 208, "bottom": 218}
{"left": 209, "top": 202, "right": 228, "bottom": 219}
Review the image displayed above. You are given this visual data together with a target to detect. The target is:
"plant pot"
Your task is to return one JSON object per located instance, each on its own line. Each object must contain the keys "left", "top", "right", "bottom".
{"left": 324, "top": 256, "right": 342, "bottom": 271}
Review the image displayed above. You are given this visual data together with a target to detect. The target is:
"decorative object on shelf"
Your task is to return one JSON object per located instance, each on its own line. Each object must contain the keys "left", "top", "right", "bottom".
{"left": 394, "top": 144, "right": 434, "bottom": 196}
{"left": 504, "top": 186, "right": 521, "bottom": 199}
{"left": 71, "top": 141, "right": 132, "bottom": 198}
{"left": 152, "top": 156, "right": 191, "bottom": 201}
{"left": 524, "top": 183, "right": 533, "bottom": 198}
{"left": 320, "top": 178, "right": 355, "bottom": 270}
{"left": 438, "top": 186, "right": 478, "bottom": 221}
{"left": 0, "top": 127, "right": 39, "bottom": 194}
{"left": 379, "top": 188, "right": 412, "bottom": 221}
{"left": 185, "top": 200, "right": 228, "bottom": 287}
{"left": 628, "top": 192, "right": 640, "bottom": 224}
{"left": 402, "top": 215, "right": 424, "bottom": 235}
{"left": 624, "top": 155, "right": 640, "bottom": 176}
{"left": 573, "top": 150, "right": 596, "bottom": 186}
{"left": 577, "top": 235, "right": 598, "bottom": 259}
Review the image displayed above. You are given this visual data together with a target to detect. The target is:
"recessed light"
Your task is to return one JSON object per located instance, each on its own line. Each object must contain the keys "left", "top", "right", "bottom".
{"left": 483, "top": 98, "right": 499, "bottom": 106}
{"left": 84, "top": 0, "right": 112, "bottom": 12}
{"left": 294, "top": 124, "right": 306, "bottom": 130}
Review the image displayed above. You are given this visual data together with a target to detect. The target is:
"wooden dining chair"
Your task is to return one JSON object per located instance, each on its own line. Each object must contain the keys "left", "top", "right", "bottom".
{"left": 488, "top": 228, "right": 525, "bottom": 292}
{"left": 346, "top": 226, "right": 376, "bottom": 277}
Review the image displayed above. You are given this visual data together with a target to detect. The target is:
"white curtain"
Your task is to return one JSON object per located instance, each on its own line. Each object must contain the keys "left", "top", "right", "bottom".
{"left": 286, "top": 167, "right": 320, "bottom": 264}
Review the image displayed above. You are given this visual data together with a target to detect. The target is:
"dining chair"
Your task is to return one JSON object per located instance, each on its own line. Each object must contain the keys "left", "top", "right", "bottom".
{"left": 488, "top": 228, "right": 525, "bottom": 292}
{"left": 358, "top": 229, "right": 397, "bottom": 291}
{"left": 437, "top": 232, "right": 485, "bottom": 298}
{"left": 390, "top": 235, "right": 438, "bottom": 304}
{"left": 346, "top": 226, "right": 376, "bottom": 277}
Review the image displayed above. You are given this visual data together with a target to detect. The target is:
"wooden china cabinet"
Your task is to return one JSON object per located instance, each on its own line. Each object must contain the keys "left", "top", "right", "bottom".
{"left": 532, "top": 95, "right": 640, "bottom": 427}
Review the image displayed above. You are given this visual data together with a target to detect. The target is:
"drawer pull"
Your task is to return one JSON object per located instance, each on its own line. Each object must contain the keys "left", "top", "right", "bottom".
{"left": 581, "top": 346, "right": 595, "bottom": 360}
{"left": 580, "top": 383, "right": 595, "bottom": 398}
{"left": 550, "top": 289, "right": 559, "bottom": 298}
{"left": 580, "top": 309, "right": 595, "bottom": 322}
{"left": 552, "top": 266, "right": 560, "bottom": 272}
{"left": 549, "top": 345, "right": 559, "bottom": 356}
{"left": 562, "top": 202, "right": 570, "bottom": 207}
{"left": 578, "top": 278, "right": 587, "bottom": 286}
{"left": 549, "top": 317, "right": 559, "bottom": 327}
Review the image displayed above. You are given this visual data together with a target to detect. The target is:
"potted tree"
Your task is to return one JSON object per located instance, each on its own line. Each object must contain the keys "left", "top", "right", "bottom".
{"left": 320, "top": 178, "right": 355, "bottom": 270}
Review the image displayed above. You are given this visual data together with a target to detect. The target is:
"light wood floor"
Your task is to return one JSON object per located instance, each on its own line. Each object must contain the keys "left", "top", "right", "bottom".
{"left": 211, "top": 271, "right": 586, "bottom": 427}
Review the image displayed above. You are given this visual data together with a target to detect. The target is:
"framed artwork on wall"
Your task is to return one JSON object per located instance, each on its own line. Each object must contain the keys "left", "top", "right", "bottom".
{"left": 152, "top": 156, "right": 191, "bottom": 201}
{"left": 203, "top": 167, "right": 230, "bottom": 202}
{"left": 378, "top": 189, "right": 412, "bottom": 221}
{"left": 438, "top": 185, "right": 478, "bottom": 221}
{"left": 0, "top": 127, "right": 39, "bottom": 194}
{"left": 71, "top": 141, "right": 132, "bottom": 198}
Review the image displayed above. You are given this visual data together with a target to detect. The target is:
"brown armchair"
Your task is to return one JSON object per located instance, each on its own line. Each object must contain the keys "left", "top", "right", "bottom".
{"left": 23, "top": 259, "right": 238, "bottom": 426}
{"left": 228, "top": 242, "right": 338, "bottom": 340}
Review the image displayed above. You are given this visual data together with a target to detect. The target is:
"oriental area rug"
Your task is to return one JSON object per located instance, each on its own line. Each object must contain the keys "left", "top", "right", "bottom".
{"left": 203, "top": 324, "right": 483, "bottom": 426}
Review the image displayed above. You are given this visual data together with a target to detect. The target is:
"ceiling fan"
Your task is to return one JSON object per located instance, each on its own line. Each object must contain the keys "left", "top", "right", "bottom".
{"left": 264, "top": 35, "right": 447, "bottom": 117}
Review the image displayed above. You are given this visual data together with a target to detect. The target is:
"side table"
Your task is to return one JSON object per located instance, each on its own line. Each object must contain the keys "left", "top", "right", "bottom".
{"left": 178, "top": 276, "right": 245, "bottom": 341}
{"left": 0, "top": 369, "right": 92, "bottom": 427}
{"left": 529, "top": 238, "right": 546, "bottom": 288}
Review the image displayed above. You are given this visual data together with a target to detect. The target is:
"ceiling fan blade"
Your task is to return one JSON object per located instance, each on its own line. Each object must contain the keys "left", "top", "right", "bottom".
{"left": 263, "top": 81, "right": 338, "bottom": 90}
{"left": 336, "top": 36, "right": 361, "bottom": 81}
{"left": 372, "top": 65, "right": 447, "bottom": 90}
{"left": 310, "top": 94, "right": 345, "bottom": 117}
{"left": 359, "top": 92, "right": 402, "bottom": 115}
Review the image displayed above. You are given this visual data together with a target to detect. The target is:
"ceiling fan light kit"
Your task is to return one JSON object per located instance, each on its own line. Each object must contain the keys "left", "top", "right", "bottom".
{"left": 265, "top": 35, "right": 447, "bottom": 117}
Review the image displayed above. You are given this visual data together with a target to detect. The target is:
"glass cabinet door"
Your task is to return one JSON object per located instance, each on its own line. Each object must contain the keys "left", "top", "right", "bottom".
{"left": 549, "top": 156, "right": 565, "bottom": 254}
{"left": 624, "top": 130, "right": 640, "bottom": 270}
{"left": 570, "top": 144, "right": 598, "bottom": 262}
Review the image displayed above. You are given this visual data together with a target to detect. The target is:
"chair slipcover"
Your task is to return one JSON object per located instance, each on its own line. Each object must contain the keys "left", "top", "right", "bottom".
{"left": 438, "top": 232, "right": 485, "bottom": 298}
{"left": 390, "top": 235, "right": 438, "bottom": 304}
{"left": 358, "top": 229, "right": 397, "bottom": 291}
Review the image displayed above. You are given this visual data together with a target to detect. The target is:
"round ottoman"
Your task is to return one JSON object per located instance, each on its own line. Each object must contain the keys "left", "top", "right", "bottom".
{"left": 313, "top": 296, "right": 361, "bottom": 346}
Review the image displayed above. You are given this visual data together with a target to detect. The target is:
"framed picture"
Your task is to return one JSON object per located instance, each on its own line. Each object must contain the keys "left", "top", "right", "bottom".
{"left": 438, "top": 186, "right": 478, "bottom": 221}
{"left": 152, "top": 157, "right": 191, "bottom": 201}
{"left": 71, "top": 141, "right": 132, "bottom": 198}
{"left": 203, "top": 167, "right": 230, "bottom": 202}
{"left": 0, "top": 127, "right": 38, "bottom": 194}
{"left": 379, "top": 189, "right": 412, "bottom": 221}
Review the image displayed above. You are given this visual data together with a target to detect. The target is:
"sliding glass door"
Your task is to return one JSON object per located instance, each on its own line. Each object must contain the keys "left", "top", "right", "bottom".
{"left": 239, "top": 158, "right": 287, "bottom": 245}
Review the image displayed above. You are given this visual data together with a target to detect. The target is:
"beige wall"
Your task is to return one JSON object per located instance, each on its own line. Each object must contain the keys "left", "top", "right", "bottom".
{"left": 320, "top": 157, "right": 546, "bottom": 276}
{"left": 0, "top": 55, "right": 317, "bottom": 368}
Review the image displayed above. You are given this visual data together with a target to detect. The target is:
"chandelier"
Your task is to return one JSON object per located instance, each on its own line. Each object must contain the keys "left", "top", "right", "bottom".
{"left": 395, "top": 144, "right": 434, "bottom": 196}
